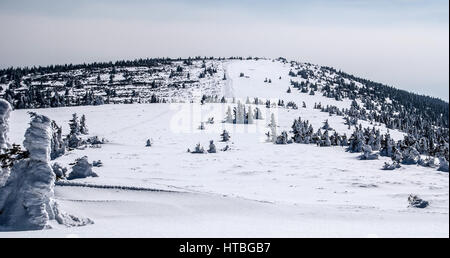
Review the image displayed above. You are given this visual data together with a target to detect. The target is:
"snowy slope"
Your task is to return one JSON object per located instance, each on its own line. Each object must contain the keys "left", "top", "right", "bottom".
{"left": 1, "top": 59, "right": 448, "bottom": 237}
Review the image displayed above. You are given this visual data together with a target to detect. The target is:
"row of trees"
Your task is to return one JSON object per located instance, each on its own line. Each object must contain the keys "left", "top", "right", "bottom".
{"left": 224, "top": 102, "right": 264, "bottom": 124}
{"left": 287, "top": 61, "right": 448, "bottom": 165}
{"left": 274, "top": 116, "right": 449, "bottom": 172}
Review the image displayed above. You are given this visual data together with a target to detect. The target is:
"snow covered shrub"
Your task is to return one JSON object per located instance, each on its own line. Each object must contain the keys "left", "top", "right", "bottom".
{"left": 67, "top": 156, "right": 98, "bottom": 180}
{"left": 437, "top": 157, "right": 449, "bottom": 172}
{"left": 220, "top": 130, "right": 230, "bottom": 142}
{"left": 360, "top": 145, "right": 379, "bottom": 160}
{"left": 380, "top": 133, "right": 395, "bottom": 157}
{"left": 0, "top": 113, "right": 91, "bottom": 231}
{"left": 190, "top": 143, "right": 206, "bottom": 154}
{"left": 392, "top": 149, "right": 403, "bottom": 163}
{"left": 52, "top": 163, "right": 68, "bottom": 180}
{"left": 418, "top": 157, "right": 437, "bottom": 168}
{"left": 93, "top": 160, "right": 103, "bottom": 167}
{"left": 208, "top": 141, "right": 217, "bottom": 153}
{"left": 347, "top": 128, "right": 365, "bottom": 153}
{"left": 87, "top": 136, "right": 105, "bottom": 145}
{"left": 408, "top": 195, "right": 429, "bottom": 209}
{"left": 322, "top": 119, "right": 332, "bottom": 131}
{"left": 382, "top": 162, "right": 401, "bottom": 170}
{"left": 320, "top": 130, "right": 332, "bottom": 147}
{"left": 67, "top": 134, "right": 82, "bottom": 149}
{"left": 275, "top": 131, "right": 289, "bottom": 145}
{"left": 221, "top": 145, "right": 230, "bottom": 152}
{"left": 286, "top": 101, "right": 298, "bottom": 110}
{"left": 292, "top": 117, "right": 314, "bottom": 144}
{"left": 401, "top": 147, "right": 420, "bottom": 165}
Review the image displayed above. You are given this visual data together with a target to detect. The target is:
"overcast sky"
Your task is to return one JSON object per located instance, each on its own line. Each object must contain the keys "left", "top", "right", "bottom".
{"left": 0, "top": 0, "right": 448, "bottom": 100}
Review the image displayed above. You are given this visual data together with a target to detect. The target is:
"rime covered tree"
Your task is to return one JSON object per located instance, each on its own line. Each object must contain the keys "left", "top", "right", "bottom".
{"left": 80, "top": 114, "right": 88, "bottom": 135}
{"left": 221, "top": 130, "right": 230, "bottom": 142}
{"left": 50, "top": 120, "right": 65, "bottom": 160}
{"left": 208, "top": 140, "right": 217, "bottom": 153}
{"left": 0, "top": 99, "right": 12, "bottom": 186}
{"left": 0, "top": 113, "right": 91, "bottom": 231}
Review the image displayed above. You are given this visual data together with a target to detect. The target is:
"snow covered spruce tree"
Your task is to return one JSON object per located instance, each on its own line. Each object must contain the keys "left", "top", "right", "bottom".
{"left": 247, "top": 106, "right": 254, "bottom": 124}
{"left": 254, "top": 107, "right": 263, "bottom": 120}
{"left": 67, "top": 113, "right": 83, "bottom": 148}
{"left": 225, "top": 106, "right": 233, "bottom": 123}
{"left": 292, "top": 117, "right": 314, "bottom": 144}
{"left": 50, "top": 120, "right": 65, "bottom": 160}
{"left": 235, "top": 101, "right": 245, "bottom": 124}
{"left": 380, "top": 132, "right": 395, "bottom": 157}
{"left": 322, "top": 119, "right": 332, "bottom": 131}
{"left": 80, "top": 114, "right": 89, "bottom": 135}
{"left": 225, "top": 101, "right": 257, "bottom": 124}
{"left": 0, "top": 112, "right": 92, "bottom": 231}
{"left": 208, "top": 140, "right": 217, "bottom": 153}
{"left": 220, "top": 130, "right": 230, "bottom": 142}
{"left": 190, "top": 143, "right": 206, "bottom": 154}
{"left": 320, "top": 130, "right": 332, "bottom": 147}
{"left": 347, "top": 127, "right": 365, "bottom": 153}
{"left": 269, "top": 113, "right": 277, "bottom": 143}
{"left": 0, "top": 99, "right": 12, "bottom": 186}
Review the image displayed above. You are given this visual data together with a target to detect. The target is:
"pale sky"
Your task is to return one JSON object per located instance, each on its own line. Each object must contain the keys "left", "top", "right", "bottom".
{"left": 0, "top": 0, "right": 448, "bottom": 100}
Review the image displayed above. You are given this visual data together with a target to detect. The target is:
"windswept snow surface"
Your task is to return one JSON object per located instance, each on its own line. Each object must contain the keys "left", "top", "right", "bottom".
{"left": 1, "top": 60, "right": 448, "bottom": 237}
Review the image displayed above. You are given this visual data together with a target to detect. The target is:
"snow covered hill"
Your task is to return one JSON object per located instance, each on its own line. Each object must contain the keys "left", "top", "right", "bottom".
{"left": 0, "top": 58, "right": 448, "bottom": 237}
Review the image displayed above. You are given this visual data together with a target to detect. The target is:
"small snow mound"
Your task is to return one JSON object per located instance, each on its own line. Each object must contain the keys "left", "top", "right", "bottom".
{"left": 408, "top": 195, "right": 429, "bottom": 209}
{"left": 53, "top": 202, "right": 93, "bottom": 227}
{"left": 67, "top": 156, "right": 98, "bottom": 180}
